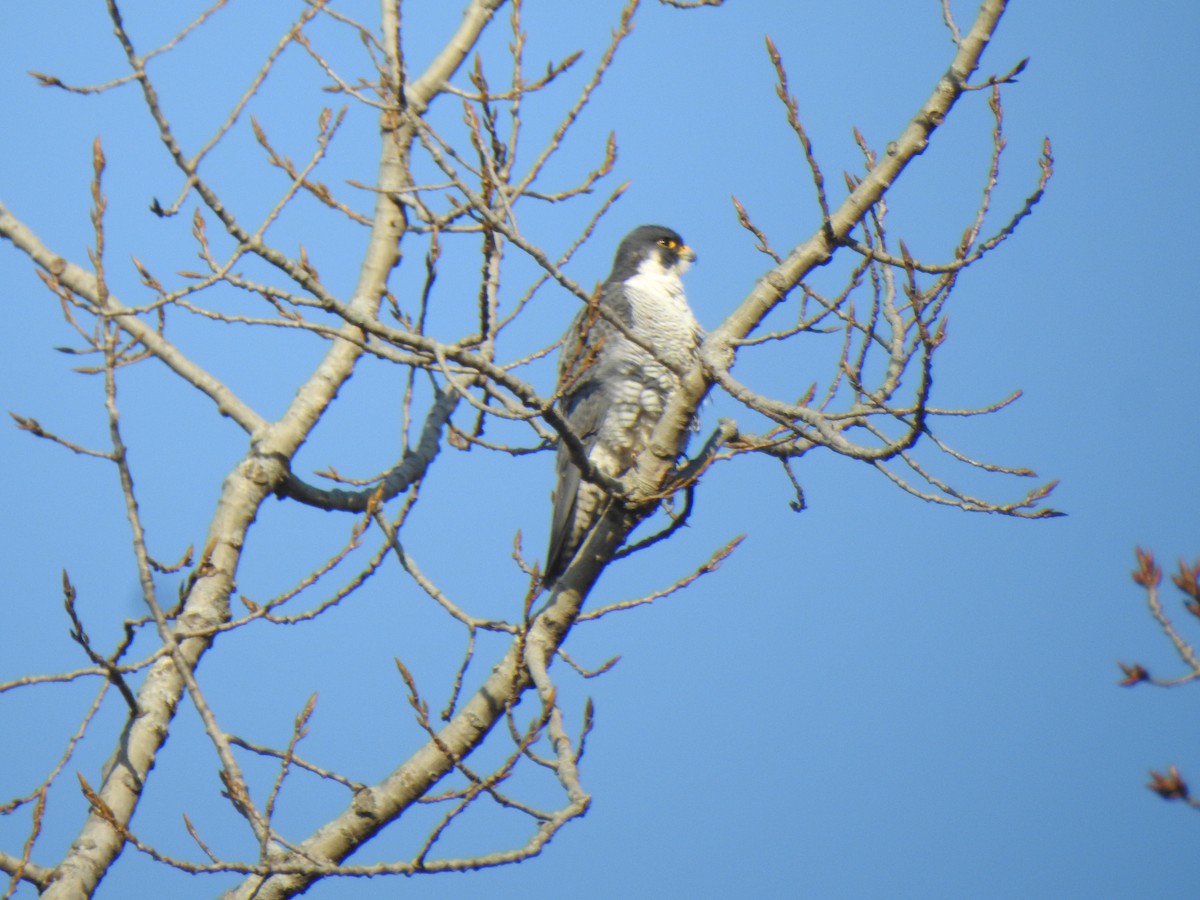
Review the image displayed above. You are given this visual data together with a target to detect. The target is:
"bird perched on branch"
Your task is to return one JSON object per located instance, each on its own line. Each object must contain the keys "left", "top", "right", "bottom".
{"left": 544, "top": 224, "right": 701, "bottom": 585}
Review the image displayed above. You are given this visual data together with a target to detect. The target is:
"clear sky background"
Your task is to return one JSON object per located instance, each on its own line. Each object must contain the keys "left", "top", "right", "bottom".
{"left": 1, "top": 2, "right": 1198, "bottom": 898}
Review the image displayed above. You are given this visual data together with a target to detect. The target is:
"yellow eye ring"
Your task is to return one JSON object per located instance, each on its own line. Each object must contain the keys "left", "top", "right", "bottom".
{"left": 657, "top": 237, "right": 678, "bottom": 249}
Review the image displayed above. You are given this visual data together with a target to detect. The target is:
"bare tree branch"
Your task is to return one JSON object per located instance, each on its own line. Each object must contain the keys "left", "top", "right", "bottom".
{"left": 0, "top": 1, "right": 1056, "bottom": 895}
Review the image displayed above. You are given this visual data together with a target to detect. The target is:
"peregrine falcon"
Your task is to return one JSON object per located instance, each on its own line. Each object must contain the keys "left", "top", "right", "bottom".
{"left": 544, "top": 224, "right": 701, "bottom": 584}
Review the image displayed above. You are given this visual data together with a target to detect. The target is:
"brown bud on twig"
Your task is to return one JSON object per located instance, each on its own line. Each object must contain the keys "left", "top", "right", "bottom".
{"left": 1132, "top": 547, "right": 1162, "bottom": 588}
{"left": 1148, "top": 765, "right": 1189, "bottom": 800}
{"left": 1172, "top": 559, "right": 1200, "bottom": 601}
{"left": 1116, "top": 662, "right": 1149, "bottom": 686}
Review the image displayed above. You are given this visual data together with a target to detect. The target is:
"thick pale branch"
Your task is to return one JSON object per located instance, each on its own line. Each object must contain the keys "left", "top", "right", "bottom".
{"left": 36, "top": 1, "right": 506, "bottom": 894}
{"left": 220, "top": 562, "right": 600, "bottom": 898}
{"left": 2, "top": 0, "right": 1043, "bottom": 894}
{"left": 0, "top": 200, "right": 266, "bottom": 435}
{"left": 405, "top": 0, "right": 509, "bottom": 112}
{"left": 0, "top": 849, "right": 51, "bottom": 891}
{"left": 710, "top": 0, "right": 1008, "bottom": 350}
{"left": 628, "top": 0, "right": 1014, "bottom": 539}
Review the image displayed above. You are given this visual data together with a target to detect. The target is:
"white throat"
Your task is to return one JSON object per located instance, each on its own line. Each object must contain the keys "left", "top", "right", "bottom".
{"left": 635, "top": 251, "right": 689, "bottom": 280}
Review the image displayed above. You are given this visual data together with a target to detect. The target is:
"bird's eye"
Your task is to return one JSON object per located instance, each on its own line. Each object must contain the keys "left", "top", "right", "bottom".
{"left": 657, "top": 238, "right": 677, "bottom": 249}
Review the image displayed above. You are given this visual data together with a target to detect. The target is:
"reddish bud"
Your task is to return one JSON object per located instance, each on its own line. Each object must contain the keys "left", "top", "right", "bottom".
{"left": 1172, "top": 559, "right": 1200, "bottom": 600}
{"left": 1132, "top": 547, "right": 1162, "bottom": 587}
{"left": 1148, "top": 765, "right": 1189, "bottom": 800}
{"left": 1117, "top": 662, "right": 1150, "bottom": 686}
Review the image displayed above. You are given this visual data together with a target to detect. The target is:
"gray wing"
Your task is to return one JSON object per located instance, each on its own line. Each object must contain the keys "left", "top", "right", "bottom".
{"left": 543, "top": 284, "right": 633, "bottom": 583}
{"left": 544, "top": 375, "right": 606, "bottom": 583}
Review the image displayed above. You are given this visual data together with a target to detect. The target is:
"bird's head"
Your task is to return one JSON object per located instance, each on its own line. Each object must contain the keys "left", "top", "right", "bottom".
{"left": 610, "top": 224, "right": 696, "bottom": 282}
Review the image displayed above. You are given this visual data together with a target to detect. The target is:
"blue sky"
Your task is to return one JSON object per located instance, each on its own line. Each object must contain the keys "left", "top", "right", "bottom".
{"left": 1, "top": 2, "right": 1198, "bottom": 898}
